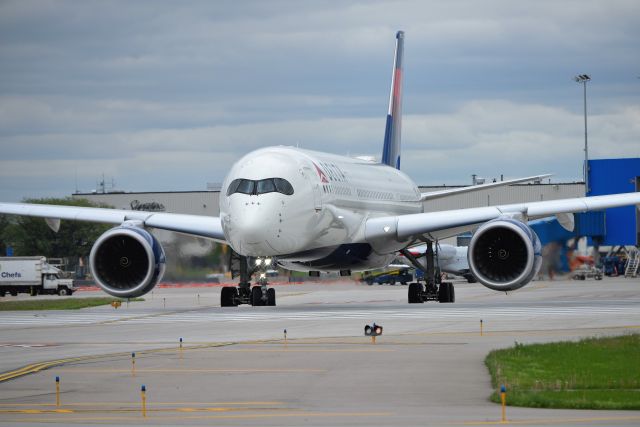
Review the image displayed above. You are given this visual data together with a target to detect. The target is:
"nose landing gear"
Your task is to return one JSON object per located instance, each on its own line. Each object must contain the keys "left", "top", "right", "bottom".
{"left": 220, "top": 251, "right": 277, "bottom": 307}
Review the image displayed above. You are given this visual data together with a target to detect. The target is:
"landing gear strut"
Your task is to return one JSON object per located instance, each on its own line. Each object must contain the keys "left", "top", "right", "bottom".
{"left": 401, "top": 240, "right": 455, "bottom": 304}
{"left": 220, "top": 251, "right": 276, "bottom": 307}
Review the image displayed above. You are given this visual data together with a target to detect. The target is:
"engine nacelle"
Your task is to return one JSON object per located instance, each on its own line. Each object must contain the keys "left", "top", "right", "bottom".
{"left": 89, "top": 225, "right": 166, "bottom": 298}
{"left": 467, "top": 218, "right": 541, "bottom": 291}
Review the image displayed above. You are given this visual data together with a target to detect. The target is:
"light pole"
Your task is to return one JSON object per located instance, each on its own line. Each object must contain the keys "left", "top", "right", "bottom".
{"left": 574, "top": 74, "right": 590, "bottom": 195}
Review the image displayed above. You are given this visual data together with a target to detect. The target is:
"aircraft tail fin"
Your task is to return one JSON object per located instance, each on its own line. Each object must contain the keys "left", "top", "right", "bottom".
{"left": 381, "top": 31, "right": 404, "bottom": 170}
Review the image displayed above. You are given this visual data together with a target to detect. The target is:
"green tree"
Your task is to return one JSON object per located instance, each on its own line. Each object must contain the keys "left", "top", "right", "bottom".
{"left": 1, "top": 198, "right": 111, "bottom": 263}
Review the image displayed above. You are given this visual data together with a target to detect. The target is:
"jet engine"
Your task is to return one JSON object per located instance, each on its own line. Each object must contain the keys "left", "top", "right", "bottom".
{"left": 467, "top": 218, "right": 541, "bottom": 291}
{"left": 89, "top": 224, "right": 166, "bottom": 298}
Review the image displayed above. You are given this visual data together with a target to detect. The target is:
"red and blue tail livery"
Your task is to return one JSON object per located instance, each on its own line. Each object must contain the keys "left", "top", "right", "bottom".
{"left": 381, "top": 30, "right": 404, "bottom": 170}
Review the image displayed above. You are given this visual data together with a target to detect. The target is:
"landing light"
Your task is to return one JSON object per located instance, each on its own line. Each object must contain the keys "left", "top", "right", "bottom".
{"left": 255, "top": 258, "right": 263, "bottom": 266}
{"left": 265, "top": 258, "right": 272, "bottom": 265}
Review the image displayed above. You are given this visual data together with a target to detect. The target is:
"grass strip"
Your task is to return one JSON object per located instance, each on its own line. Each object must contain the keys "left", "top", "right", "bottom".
{"left": 485, "top": 334, "right": 640, "bottom": 410}
{"left": 0, "top": 297, "right": 143, "bottom": 311}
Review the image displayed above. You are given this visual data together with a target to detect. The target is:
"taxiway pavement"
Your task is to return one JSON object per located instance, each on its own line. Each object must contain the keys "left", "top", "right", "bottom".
{"left": 0, "top": 277, "right": 639, "bottom": 426}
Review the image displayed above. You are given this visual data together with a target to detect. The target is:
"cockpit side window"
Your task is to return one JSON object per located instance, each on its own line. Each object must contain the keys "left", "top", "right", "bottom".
{"left": 274, "top": 178, "right": 294, "bottom": 195}
{"left": 226, "top": 179, "right": 242, "bottom": 196}
{"left": 227, "top": 178, "right": 294, "bottom": 196}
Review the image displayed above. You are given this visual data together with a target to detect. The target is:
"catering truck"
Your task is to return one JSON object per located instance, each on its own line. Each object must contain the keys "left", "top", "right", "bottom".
{"left": 0, "top": 257, "right": 76, "bottom": 296}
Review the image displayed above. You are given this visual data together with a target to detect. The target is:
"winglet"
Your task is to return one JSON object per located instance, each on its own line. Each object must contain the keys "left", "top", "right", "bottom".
{"left": 381, "top": 31, "right": 404, "bottom": 170}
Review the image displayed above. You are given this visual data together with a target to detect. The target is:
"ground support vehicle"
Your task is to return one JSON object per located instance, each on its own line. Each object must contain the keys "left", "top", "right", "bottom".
{"left": 0, "top": 257, "right": 76, "bottom": 296}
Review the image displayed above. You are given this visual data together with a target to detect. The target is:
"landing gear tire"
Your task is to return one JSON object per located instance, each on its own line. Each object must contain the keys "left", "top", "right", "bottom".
{"left": 408, "top": 282, "right": 423, "bottom": 304}
{"left": 438, "top": 282, "right": 454, "bottom": 303}
{"left": 267, "top": 288, "right": 276, "bottom": 306}
{"left": 221, "top": 286, "right": 238, "bottom": 307}
{"left": 251, "top": 286, "right": 263, "bottom": 306}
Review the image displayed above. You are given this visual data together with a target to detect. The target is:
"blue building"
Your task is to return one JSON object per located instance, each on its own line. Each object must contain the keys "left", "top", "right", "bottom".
{"left": 587, "top": 158, "right": 640, "bottom": 246}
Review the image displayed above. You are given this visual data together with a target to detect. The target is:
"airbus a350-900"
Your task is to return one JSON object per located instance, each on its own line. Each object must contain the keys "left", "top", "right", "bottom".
{"left": 1, "top": 31, "right": 639, "bottom": 307}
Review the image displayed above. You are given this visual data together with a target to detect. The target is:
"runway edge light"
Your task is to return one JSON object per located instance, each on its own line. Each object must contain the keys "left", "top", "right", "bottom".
{"left": 500, "top": 384, "right": 507, "bottom": 422}
{"left": 55, "top": 376, "right": 60, "bottom": 407}
{"left": 141, "top": 384, "right": 147, "bottom": 418}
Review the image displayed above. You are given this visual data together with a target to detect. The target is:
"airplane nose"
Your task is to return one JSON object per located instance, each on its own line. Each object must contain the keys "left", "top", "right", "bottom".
{"left": 226, "top": 201, "right": 278, "bottom": 256}
{"left": 238, "top": 215, "right": 269, "bottom": 245}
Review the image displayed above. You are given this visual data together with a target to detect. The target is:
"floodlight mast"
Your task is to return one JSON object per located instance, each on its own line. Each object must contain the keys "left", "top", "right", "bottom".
{"left": 574, "top": 74, "right": 591, "bottom": 195}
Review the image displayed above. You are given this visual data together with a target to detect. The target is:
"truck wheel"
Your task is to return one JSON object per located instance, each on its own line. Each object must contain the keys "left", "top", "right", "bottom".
{"left": 58, "top": 288, "right": 69, "bottom": 296}
{"left": 9, "top": 290, "right": 18, "bottom": 296}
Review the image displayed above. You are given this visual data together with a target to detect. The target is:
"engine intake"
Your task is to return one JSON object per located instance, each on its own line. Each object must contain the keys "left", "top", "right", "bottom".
{"left": 89, "top": 225, "right": 165, "bottom": 297}
{"left": 468, "top": 218, "right": 541, "bottom": 291}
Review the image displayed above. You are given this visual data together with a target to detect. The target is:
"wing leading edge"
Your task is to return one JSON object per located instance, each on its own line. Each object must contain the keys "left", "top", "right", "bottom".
{"left": 0, "top": 202, "right": 226, "bottom": 242}
{"left": 366, "top": 191, "right": 640, "bottom": 243}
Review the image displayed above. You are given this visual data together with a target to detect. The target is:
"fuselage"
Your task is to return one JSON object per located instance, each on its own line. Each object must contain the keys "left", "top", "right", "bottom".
{"left": 219, "top": 146, "right": 423, "bottom": 272}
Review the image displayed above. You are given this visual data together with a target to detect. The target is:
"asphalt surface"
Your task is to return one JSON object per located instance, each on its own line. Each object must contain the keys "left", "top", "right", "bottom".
{"left": 0, "top": 276, "right": 639, "bottom": 426}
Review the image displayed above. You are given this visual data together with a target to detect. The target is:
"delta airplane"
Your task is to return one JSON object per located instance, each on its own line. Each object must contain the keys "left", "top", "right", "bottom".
{"left": 1, "top": 31, "right": 639, "bottom": 307}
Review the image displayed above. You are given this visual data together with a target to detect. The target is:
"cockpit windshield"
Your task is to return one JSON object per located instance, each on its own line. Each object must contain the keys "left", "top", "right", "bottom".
{"left": 226, "top": 178, "right": 294, "bottom": 196}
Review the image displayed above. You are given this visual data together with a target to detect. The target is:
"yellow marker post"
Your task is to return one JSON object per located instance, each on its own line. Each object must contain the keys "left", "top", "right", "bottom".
{"left": 141, "top": 385, "right": 147, "bottom": 418}
{"left": 371, "top": 335, "right": 376, "bottom": 345}
{"left": 55, "top": 376, "right": 60, "bottom": 407}
{"left": 500, "top": 385, "right": 506, "bottom": 423}
{"left": 131, "top": 352, "right": 136, "bottom": 377}
{"left": 480, "top": 319, "right": 484, "bottom": 336}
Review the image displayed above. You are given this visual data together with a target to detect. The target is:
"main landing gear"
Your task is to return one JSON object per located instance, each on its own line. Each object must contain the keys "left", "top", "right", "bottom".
{"left": 221, "top": 251, "right": 276, "bottom": 307}
{"left": 401, "top": 240, "right": 455, "bottom": 304}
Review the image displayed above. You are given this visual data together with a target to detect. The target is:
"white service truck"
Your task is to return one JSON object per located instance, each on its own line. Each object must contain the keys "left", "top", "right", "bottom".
{"left": 0, "top": 257, "right": 76, "bottom": 296}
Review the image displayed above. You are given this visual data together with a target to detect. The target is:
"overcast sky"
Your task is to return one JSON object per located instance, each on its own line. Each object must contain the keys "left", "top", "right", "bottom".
{"left": 1, "top": 0, "right": 639, "bottom": 202}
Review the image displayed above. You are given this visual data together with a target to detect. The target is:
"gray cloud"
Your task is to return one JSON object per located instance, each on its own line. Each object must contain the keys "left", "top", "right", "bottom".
{"left": 1, "top": 0, "right": 639, "bottom": 201}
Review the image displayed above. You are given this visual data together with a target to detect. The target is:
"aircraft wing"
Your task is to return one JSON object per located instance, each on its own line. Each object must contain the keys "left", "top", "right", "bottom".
{"left": 0, "top": 202, "right": 226, "bottom": 242}
{"left": 366, "top": 192, "right": 640, "bottom": 242}
{"left": 420, "top": 174, "right": 552, "bottom": 201}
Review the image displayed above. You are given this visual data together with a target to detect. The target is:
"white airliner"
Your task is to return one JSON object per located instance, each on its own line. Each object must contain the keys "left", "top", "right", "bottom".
{"left": 1, "top": 31, "right": 639, "bottom": 307}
